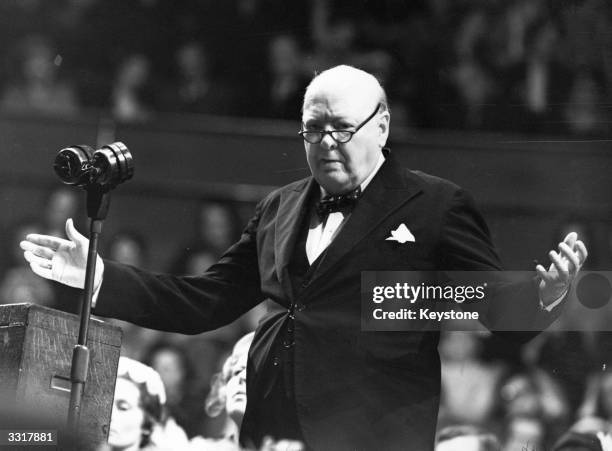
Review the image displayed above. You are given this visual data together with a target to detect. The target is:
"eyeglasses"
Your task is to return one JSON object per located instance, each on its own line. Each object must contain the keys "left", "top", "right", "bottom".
{"left": 299, "top": 103, "right": 381, "bottom": 144}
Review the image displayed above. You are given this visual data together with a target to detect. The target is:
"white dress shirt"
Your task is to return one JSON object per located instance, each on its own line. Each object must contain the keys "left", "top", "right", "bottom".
{"left": 305, "top": 153, "right": 385, "bottom": 264}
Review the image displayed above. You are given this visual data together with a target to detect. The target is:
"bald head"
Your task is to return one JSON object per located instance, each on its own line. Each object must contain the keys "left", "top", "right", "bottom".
{"left": 303, "top": 65, "right": 388, "bottom": 114}
{"left": 300, "top": 65, "right": 391, "bottom": 194}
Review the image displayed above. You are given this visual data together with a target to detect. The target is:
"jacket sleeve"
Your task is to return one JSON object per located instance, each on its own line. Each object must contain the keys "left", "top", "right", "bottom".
{"left": 92, "top": 200, "right": 266, "bottom": 334}
{"left": 436, "top": 188, "right": 563, "bottom": 332}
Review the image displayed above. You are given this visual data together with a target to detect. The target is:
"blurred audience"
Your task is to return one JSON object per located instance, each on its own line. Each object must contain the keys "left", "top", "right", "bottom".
{"left": 502, "top": 416, "right": 546, "bottom": 451}
{"left": 188, "top": 332, "right": 304, "bottom": 450}
{"left": 247, "top": 34, "right": 309, "bottom": 120}
{"left": 0, "top": 218, "right": 54, "bottom": 306}
{"left": 107, "top": 230, "right": 149, "bottom": 269}
{"left": 200, "top": 332, "right": 254, "bottom": 448}
{"left": 143, "top": 340, "right": 207, "bottom": 439}
{"left": 111, "top": 53, "right": 156, "bottom": 122}
{"left": 0, "top": 35, "right": 79, "bottom": 116}
{"left": 43, "top": 187, "right": 81, "bottom": 238}
{"left": 438, "top": 331, "right": 506, "bottom": 428}
{"left": 195, "top": 201, "right": 241, "bottom": 259}
{"left": 577, "top": 372, "right": 612, "bottom": 425}
{"left": 0, "top": 0, "right": 609, "bottom": 135}
{"left": 162, "top": 41, "right": 236, "bottom": 116}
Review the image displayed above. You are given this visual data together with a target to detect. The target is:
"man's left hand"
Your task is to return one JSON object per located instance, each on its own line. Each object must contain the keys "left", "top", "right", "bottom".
{"left": 537, "top": 232, "right": 588, "bottom": 306}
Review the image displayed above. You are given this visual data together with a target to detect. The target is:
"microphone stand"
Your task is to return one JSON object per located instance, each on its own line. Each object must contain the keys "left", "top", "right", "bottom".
{"left": 66, "top": 184, "right": 110, "bottom": 446}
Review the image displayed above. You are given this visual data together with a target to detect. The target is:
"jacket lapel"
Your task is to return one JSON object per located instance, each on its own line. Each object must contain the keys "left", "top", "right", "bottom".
{"left": 307, "top": 152, "right": 423, "bottom": 287}
{"left": 274, "top": 177, "right": 315, "bottom": 298}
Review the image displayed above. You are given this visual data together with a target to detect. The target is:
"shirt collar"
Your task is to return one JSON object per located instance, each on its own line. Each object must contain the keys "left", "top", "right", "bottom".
{"left": 319, "top": 151, "right": 386, "bottom": 198}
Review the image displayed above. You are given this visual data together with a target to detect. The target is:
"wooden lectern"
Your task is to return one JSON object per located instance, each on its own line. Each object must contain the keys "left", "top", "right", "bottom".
{"left": 0, "top": 303, "right": 122, "bottom": 449}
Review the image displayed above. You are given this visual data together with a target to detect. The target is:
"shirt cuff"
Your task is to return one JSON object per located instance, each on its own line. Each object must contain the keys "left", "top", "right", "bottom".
{"left": 539, "top": 288, "right": 568, "bottom": 312}
{"left": 91, "top": 260, "right": 104, "bottom": 309}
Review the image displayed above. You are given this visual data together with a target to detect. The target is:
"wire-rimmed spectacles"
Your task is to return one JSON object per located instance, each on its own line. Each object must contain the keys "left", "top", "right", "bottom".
{"left": 299, "top": 103, "right": 381, "bottom": 144}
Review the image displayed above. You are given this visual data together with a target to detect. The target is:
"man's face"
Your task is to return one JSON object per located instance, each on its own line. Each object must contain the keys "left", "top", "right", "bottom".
{"left": 302, "top": 89, "right": 388, "bottom": 194}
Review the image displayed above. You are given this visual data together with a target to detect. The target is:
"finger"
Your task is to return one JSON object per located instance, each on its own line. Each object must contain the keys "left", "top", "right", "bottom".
{"left": 25, "top": 234, "right": 69, "bottom": 250}
{"left": 24, "top": 250, "right": 53, "bottom": 266}
{"left": 575, "top": 240, "right": 588, "bottom": 265}
{"left": 536, "top": 264, "right": 550, "bottom": 281}
{"left": 549, "top": 250, "right": 569, "bottom": 280}
{"left": 559, "top": 242, "right": 580, "bottom": 274}
{"left": 20, "top": 241, "right": 55, "bottom": 259}
{"left": 65, "top": 218, "right": 87, "bottom": 249}
{"left": 30, "top": 262, "right": 53, "bottom": 280}
{"left": 563, "top": 232, "right": 578, "bottom": 248}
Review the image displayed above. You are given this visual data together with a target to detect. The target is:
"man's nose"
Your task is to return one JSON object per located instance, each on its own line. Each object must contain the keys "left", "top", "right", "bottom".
{"left": 320, "top": 132, "right": 337, "bottom": 150}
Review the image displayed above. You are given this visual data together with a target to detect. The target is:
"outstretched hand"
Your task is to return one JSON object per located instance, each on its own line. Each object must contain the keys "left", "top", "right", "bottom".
{"left": 20, "top": 218, "right": 103, "bottom": 290}
{"left": 537, "top": 232, "right": 588, "bottom": 306}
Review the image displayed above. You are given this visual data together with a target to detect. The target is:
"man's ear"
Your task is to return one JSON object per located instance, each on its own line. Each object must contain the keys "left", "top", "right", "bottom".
{"left": 378, "top": 111, "right": 390, "bottom": 147}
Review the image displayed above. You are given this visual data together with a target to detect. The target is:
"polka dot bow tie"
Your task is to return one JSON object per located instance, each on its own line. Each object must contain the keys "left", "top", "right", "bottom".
{"left": 315, "top": 186, "right": 362, "bottom": 220}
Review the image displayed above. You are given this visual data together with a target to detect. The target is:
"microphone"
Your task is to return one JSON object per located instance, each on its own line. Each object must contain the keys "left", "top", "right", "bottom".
{"left": 54, "top": 142, "right": 134, "bottom": 189}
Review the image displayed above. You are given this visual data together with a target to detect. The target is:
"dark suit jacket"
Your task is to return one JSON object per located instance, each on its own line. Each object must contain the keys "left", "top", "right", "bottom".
{"left": 94, "top": 151, "right": 559, "bottom": 450}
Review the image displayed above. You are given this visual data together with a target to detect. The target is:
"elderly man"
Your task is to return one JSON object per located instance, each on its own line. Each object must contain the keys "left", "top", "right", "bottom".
{"left": 21, "top": 65, "right": 587, "bottom": 450}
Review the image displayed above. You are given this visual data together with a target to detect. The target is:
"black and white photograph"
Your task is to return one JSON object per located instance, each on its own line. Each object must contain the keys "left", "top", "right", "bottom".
{"left": 0, "top": 1, "right": 611, "bottom": 450}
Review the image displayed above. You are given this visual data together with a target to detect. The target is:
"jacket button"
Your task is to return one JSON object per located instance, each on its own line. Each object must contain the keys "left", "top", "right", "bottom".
{"left": 272, "top": 357, "right": 280, "bottom": 366}
{"left": 301, "top": 280, "right": 309, "bottom": 288}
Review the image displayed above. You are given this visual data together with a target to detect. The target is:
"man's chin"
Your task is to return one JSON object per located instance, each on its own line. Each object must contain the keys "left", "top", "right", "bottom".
{"left": 316, "top": 175, "right": 354, "bottom": 194}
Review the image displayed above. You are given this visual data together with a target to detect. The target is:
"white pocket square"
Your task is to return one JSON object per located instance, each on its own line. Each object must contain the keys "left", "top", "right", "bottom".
{"left": 386, "top": 223, "right": 415, "bottom": 243}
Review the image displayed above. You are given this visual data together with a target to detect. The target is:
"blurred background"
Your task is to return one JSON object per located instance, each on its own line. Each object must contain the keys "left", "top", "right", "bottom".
{"left": 0, "top": 0, "right": 611, "bottom": 449}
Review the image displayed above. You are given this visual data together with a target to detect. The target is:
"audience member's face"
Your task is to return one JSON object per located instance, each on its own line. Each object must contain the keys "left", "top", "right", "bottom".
{"left": 109, "top": 378, "right": 145, "bottom": 450}
{"left": 199, "top": 204, "right": 234, "bottom": 250}
{"left": 45, "top": 189, "right": 78, "bottom": 231}
{"left": 269, "top": 36, "right": 300, "bottom": 76}
{"left": 109, "top": 238, "right": 143, "bottom": 267}
{"left": 225, "top": 345, "right": 248, "bottom": 425}
{"left": 436, "top": 436, "right": 482, "bottom": 451}
{"left": 177, "top": 43, "right": 207, "bottom": 79}
{"left": 150, "top": 349, "right": 185, "bottom": 396}
{"left": 302, "top": 83, "right": 387, "bottom": 194}
{"left": 23, "top": 41, "right": 56, "bottom": 83}
{"left": 117, "top": 55, "right": 150, "bottom": 88}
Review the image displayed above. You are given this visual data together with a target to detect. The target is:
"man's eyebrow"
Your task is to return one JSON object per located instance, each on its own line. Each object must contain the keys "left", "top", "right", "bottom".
{"left": 304, "top": 114, "right": 353, "bottom": 126}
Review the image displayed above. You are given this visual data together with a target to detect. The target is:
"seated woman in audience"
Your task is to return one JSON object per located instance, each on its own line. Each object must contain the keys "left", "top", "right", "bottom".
{"left": 197, "top": 332, "right": 253, "bottom": 448}
{"left": 189, "top": 332, "right": 303, "bottom": 450}
{"left": 108, "top": 356, "right": 188, "bottom": 451}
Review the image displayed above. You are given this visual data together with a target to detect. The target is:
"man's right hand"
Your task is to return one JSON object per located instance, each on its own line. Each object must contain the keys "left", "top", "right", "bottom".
{"left": 20, "top": 218, "right": 104, "bottom": 291}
